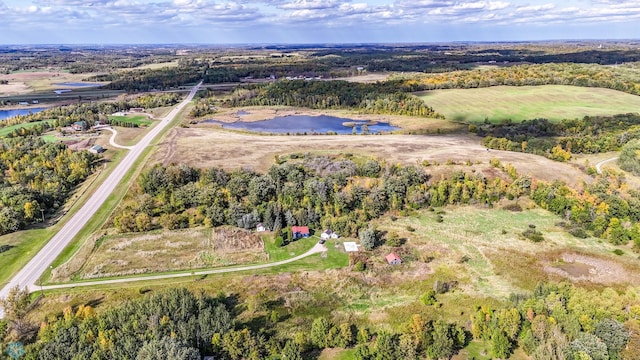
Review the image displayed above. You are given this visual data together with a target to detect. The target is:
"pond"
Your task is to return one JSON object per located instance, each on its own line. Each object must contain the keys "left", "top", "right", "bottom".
{"left": 54, "top": 82, "right": 102, "bottom": 87}
{"left": 204, "top": 115, "right": 399, "bottom": 134}
{"left": 0, "top": 107, "right": 46, "bottom": 121}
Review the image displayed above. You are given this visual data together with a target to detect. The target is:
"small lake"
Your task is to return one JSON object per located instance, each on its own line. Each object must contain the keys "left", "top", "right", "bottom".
{"left": 0, "top": 107, "right": 47, "bottom": 121}
{"left": 54, "top": 82, "right": 102, "bottom": 87}
{"left": 204, "top": 115, "right": 399, "bottom": 134}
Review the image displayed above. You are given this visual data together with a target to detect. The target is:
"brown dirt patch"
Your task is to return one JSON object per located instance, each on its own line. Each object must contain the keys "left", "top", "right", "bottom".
{"left": 543, "top": 252, "right": 640, "bottom": 285}
{"left": 78, "top": 227, "right": 267, "bottom": 279}
{"left": 64, "top": 137, "right": 95, "bottom": 151}
{"left": 152, "top": 127, "right": 589, "bottom": 186}
{"left": 211, "top": 227, "right": 264, "bottom": 252}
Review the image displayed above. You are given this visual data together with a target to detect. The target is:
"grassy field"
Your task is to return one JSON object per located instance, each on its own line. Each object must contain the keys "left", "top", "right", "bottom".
{"left": 421, "top": 85, "right": 640, "bottom": 123}
{"left": 108, "top": 114, "right": 153, "bottom": 127}
{"left": 376, "top": 205, "right": 637, "bottom": 297}
{"left": 153, "top": 128, "right": 590, "bottom": 186}
{"left": 0, "top": 120, "right": 50, "bottom": 137}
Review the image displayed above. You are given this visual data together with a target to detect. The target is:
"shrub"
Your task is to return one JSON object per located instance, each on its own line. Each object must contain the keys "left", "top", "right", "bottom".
{"left": 522, "top": 228, "right": 544, "bottom": 242}
{"left": 354, "top": 261, "right": 366, "bottom": 272}
{"left": 275, "top": 236, "right": 285, "bottom": 247}
{"left": 0, "top": 244, "right": 11, "bottom": 253}
{"left": 386, "top": 231, "right": 403, "bottom": 247}
{"left": 613, "top": 249, "right": 625, "bottom": 256}
{"left": 421, "top": 290, "right": 437, "bottom": 305}
{"left": 569, "top": 227, "right": 588, "bottom": 239}
{"left": 406, "top": 226, "right": 416, "bottom": 232}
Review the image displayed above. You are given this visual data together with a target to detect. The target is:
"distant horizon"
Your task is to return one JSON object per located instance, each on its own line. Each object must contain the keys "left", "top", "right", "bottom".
{"left": 1, "top": 39, "right": 639, "bottom": 47}
{"left": 2, "top": 1, "right": 639, "bottom": 45}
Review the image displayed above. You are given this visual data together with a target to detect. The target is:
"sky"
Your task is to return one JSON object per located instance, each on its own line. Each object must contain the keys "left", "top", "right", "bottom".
{"left": 1, "top": 0, "right": 639, "bottom": 44}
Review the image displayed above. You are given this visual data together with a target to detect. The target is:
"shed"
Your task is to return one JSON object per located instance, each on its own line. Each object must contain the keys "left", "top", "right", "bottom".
{"left": 385, "top": 253, "right": 402, "bottom": 265}
{"left": 256, "top": 223, "right": 266, "bottom": 232}
{"left": 89, "top": 145, "right": 105, "bottom": 154}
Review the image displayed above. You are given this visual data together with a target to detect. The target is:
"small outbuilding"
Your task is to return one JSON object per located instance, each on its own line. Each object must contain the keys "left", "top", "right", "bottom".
{"left": 89, "top": 145, "right": 106, "bottom": 154}
{"left": 385, "top": 252, "right": 402, "bottom": 265}
{"left": 256, "top": 223, "right": 266, "bottom": 232}
{"left": 321, "top": 229, "right": 339, "bottom": 240}
{"left": 292, "top": 226, "right": 310, "bottom": 239}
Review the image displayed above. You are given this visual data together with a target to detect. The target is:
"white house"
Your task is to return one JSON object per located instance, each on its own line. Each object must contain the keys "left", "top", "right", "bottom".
{"left": 256, "top": 223, "right": 266, "bottom": 232}
{"left": 321, "top": 229, "right": 339, "bottom": 240}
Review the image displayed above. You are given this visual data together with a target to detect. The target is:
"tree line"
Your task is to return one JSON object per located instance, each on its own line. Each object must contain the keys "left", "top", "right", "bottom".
{"left": 112, "top": 156, "right": 529, "bottom": 237}
{"left": 477, "top": 113, "right": 640, "bottom": 161}
{"left": 398, "top": 62, "right": 640, "bottom": 96}
{"left": 218, "top": 80, "right": 441, "bottom": 118}
{"left": 89, "top": 66, "right": 206, "bottom": 92}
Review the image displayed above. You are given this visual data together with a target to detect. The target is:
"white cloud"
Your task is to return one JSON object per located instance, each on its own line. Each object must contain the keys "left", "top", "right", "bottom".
{"left": 2, "top": 0, "right": 640, "bottom": 43}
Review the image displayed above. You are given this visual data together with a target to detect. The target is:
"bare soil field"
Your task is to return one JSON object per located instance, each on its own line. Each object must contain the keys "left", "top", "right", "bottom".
{"left": 76, "top": 227, "right": 266, "bottom": 279}
{"left": 543, "top": 252, "right": 638, "bottom": 285}
{"left": 153, "top": 127, "right": 590, "bottom": 186}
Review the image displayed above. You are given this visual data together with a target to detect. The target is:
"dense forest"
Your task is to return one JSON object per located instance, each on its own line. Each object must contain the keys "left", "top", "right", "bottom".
{"left": 111, "top": 155, "right": 640, "bottom": 249}
{"left": 214, "top": 80, "right": 441, "bottom": 118}
{"left": 0, "top": 137, "right": 98, "bottom": 235}
{"left": 477, "top": 113, "right": 640, "bottom": 161}
{"left": 1, "top": 280, "right": 637, "bottom": 359}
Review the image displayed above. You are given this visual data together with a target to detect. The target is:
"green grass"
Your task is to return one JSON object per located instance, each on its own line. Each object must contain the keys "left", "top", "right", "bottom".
{"left": 108, "top": 115, "right": 153, "bottom": 127}
{"left": 264, "top": 235, "right": 319, "bottom": 261}
{"left": 421, "top": 85, "right": 640, "bottom": 124}
{"left": 0, "top": 120, "right": 50, "bottom": 137}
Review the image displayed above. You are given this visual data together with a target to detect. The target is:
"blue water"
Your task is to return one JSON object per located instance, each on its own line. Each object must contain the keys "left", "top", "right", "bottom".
{"left": 0, "top": 107, "right": 46, "bottom": 121}
{"left": 54, "top": 82, "right": 101, "bottom": 87}
{"left": 204, "top": 115, "right": 399, "bottom": 134}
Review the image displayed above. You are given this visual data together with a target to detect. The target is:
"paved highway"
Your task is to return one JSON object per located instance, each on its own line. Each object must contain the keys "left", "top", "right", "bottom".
{"left": 0, "top": 82, "right": 202, "bottom": 317}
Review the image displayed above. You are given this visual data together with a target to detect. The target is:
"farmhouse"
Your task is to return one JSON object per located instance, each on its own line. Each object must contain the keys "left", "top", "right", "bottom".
{"left": 385, "top": 253, "right": 402, "bottom": 265}
{"left": 89, "top": 145, "right": 106, "bottom": 154}
{"left": 256, "top": 223, "right": 266, "bottom": 232}
{"left": 72, "top": 121, "right": 87, "bottom": 131}
{"left": 292, "top": 226, "right": 310, "bottom": 239}
{"left": 129, "top": 107, "right": 145, "bottom": 113}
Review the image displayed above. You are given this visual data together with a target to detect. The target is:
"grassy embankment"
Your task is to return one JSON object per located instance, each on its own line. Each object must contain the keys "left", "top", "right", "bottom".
{"left": 421, "top": 85, "right": 640, "bottom": 124}
{"left": 108, "top": 114, "right": 153, "bottom": 127}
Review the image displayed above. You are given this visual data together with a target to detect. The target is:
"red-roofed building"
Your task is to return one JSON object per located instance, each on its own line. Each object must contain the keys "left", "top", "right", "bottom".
{"left": 385, "top": 253, "right": 402, "bottom": 265}
{"left": 292, "top": 226, "right": 310, "bottom": 239}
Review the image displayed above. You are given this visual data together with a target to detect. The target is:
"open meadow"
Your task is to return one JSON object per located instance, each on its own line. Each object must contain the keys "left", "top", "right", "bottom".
{"left": 421, "top": 85, "right": 640, "bottom": 123}
{"left": 153, "top": 127, "right": 590, "bottom": 186}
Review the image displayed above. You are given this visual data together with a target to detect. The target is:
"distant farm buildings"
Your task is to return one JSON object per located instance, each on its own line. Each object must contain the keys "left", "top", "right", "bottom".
{"left": 320, "top": 229, "right": 339, "bottom": 240}
{"left": 72, "top": 121, "right": 87, "bottom": 131}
